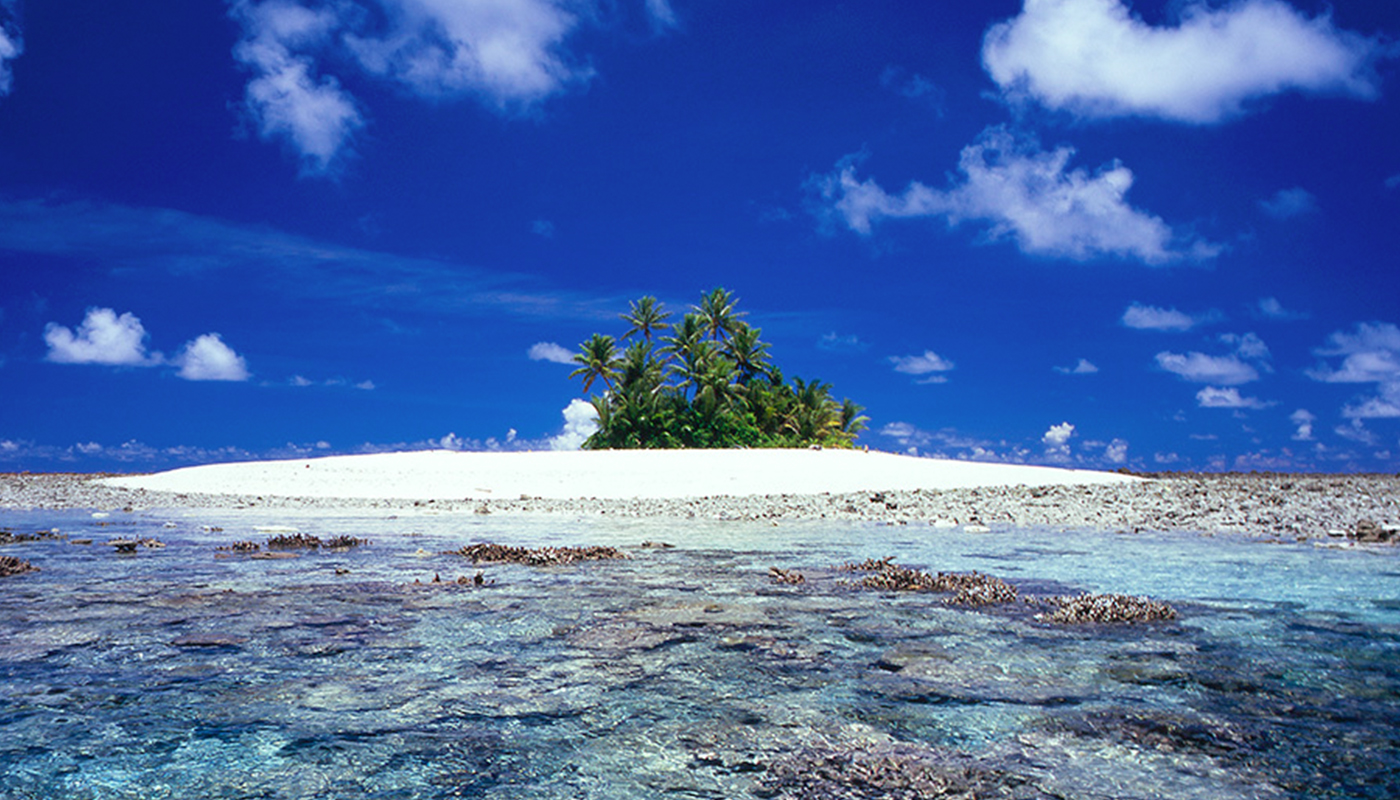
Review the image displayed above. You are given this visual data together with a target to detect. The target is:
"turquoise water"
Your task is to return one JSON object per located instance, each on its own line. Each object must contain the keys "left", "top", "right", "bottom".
{"left": 2, "top": 508, "right": 1398, "bottom": 799}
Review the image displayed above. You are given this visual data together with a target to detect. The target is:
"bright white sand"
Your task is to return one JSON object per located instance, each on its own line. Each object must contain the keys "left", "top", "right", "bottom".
{"left": 99, "top": 449, "right": 1138, "bottom": 501}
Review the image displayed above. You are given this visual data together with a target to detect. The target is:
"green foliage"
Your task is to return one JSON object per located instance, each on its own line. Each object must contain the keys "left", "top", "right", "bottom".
{"left": 569, "top": 288, "right": 867, "bottom": 450}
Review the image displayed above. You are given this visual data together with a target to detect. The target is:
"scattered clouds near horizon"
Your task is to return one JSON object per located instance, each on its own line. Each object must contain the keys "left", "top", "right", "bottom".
{"left": 528, "top": 341, "right": 575, "bottom": 365}
{"left": 229, "top": 0, "right": 672, "bottom": 175}
{"left": 982, "top": 0, "right": 1386, "bottom": 124}
{"left": 0, "top": 1, "right": 20, "bottom": 96}
{"left": 1308, "top": 322, "right": 1400, "bottom": 420}
{"left": 1259, "top": 187, "right": 1319, "bottom": 219}
{"left": 42, "top": 307, "right": 251, "bottom": 382}
{"left": 1054, "top": 358, "right": 1098, "bottom": 375}
{"left": 889, "top": 350, "right": 955, "bottom": 384}
{"left": 1121, "top": 302, "right": 1217, "bottom": 332}
{"left": 814, "top": 127, "right": 1218, "bottom": 264}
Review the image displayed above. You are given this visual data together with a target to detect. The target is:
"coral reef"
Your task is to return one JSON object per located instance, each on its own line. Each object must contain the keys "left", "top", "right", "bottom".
{"left": 768, "top": 566, "right": 805, "bottom": 585}
{"left": 1041, "top": 593, "right": 1178, "bottom": 624}
{"left": 754, "top": 743, "right": 1054, "bottom": 800}
{"left": 215, "top": 541, "right": 260, "bottom": 552}
{"left": 0, "top": 528, "right": 64, "bottom": 545}
{"left": 0, "top": 554, "right": 39, "bottom": 577}
{"left": 448, "top": 542, "right": 628, "bottom": 566}
{"left": 840, "top": 557, "right": 1018, "bottom": 606}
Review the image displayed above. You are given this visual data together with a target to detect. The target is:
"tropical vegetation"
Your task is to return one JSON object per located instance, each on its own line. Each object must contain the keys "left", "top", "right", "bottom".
{"left": 570, "top": 288, "right": 868, "bottom": 449}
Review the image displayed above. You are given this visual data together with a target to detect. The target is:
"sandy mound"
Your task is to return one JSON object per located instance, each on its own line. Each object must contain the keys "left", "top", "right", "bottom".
{"left": 99, "top": 449, "right": 1137, "bottom": 501}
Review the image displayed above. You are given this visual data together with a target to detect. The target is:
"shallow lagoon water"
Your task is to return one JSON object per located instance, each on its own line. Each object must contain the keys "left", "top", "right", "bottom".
{"left": 2, "top": 508, "right": 1398, "bottom": 799}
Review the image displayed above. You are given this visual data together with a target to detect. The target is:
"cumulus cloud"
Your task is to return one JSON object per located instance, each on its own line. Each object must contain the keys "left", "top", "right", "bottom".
{"left": 0, "top": 2, "right": 21, "bottom": 96}
{"left": 175, "top": 333, "right": 251, "bottom": 381}
{"left": 549, "top": 398, "right": 599, "bottom": 450}
{"left": 1259, "top": 187, "right": 1318, "bottom": 219}
{"left": 230, "top": 0, "right": 607, "bottom": 173}
{"left": 1054, "top": 358, "right": 1098, "bottom": 375}
{"left": 1309, "top": 322, "right": 1400, "bottom": 383}
{"left": 889, "top": 350, "right": 955, "bottom": 383}
{"left": 231, "top": 0, "right": 365, "bottom": 175}
{"left": 1308, "top": 322, "right": 1400, "bottom": 420}
{"left": 1042, "top": 421, "right": 1075, "bottom": 461}
{"left": 1155, "top": 351, "right": 1259, "bottom": 385}
{"left": 1196, "top": 386, "right": 1272, "bottom": 410}
{"left": 1220, "top": 332, "right": 1271, "bottom": 362}
{"left": 44, "top": 308, "right": 160, "bottom": 366}
{"left": 528, "top": 341, "right": 575, "bottom": 365}
{"left": 1290, "top": 408, "right": 1315, "bottom": 441}
{"left": 814, "top": 127, "right": 1215, "bottom": 264}
{"left": 1042, "top": 421, "right": 1074, "bottom": 447}
{"left": 982, "top": 0, "right": 1385, "bottom": 123}
{"left": 1121, "top": 303, "right": 1202, "bottom": 332}
{"left": 1102, "top": 438, "right": 1128, "bottom": 464}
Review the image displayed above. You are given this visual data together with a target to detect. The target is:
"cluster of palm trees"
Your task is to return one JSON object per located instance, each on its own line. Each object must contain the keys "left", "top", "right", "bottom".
{"left": 570, "top": 288, "right": 868, "bottom": 449}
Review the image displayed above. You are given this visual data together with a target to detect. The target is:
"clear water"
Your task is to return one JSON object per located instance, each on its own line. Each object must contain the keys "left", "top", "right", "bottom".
{"left": 2, "top": 508, "right": 1397, "bottom": 799}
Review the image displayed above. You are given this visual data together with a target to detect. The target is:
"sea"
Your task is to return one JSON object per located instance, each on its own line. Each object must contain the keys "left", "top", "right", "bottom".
{"left": 1, "top": 507, "right": 1397, "bottom": 799}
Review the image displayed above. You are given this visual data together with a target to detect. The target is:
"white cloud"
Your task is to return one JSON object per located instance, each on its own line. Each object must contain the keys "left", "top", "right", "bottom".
{"left": 549, "top": 398, "right": 599, "bottom": 450}
{"left": 528, "top": 341, "right": 575, "bottom": 365}
{"left": 1155, "top": 351, "right": 1259, "bottom": 385}
{"left": 1290, "top": 409, "right": 1315, "bottom": 441}
{"left": 176, "top": 333, "right": 250, "bottom": 381}
{"left": 1054, "top": 358, "right": 1098, "bottom": 375}
{"left": 231, "top": 0, "right": 365, "bottom": 176}
{"left": 356, "top": 379, "right": 376, "bottom": 390}
{"left": 1121, "top": 302, "right": 1199, "bottom": 331}
{"left": 1335, "top": 418, "right": 1377, "bottom": 445}
{"left": 644, "top": 0, "right": 679, "bottom": 32}
{"left": 815, "top": 127, "right": 1215, "bottom": 264}
{"left": 1196, "top": 386, "right": 1272, "bottom": 410}
{"left": 1042, "top": 421, "right": 1075, "bottom": 447}
{"left": 889, "top": 350, "right": 955, "bottom": 383}
{"left": 1259, "top": 187, "right": 1318, "bottom": 219}
{"left": 1309, "top": 322, "right": 1400, "bottom": 383}
{"left": 1102, "top": 437, "right": 1128, "bottom": 464}
{"left": 231, "top": 0, "right": 607, "bottom": 174}
{"left": 1387, "top": 174, "right": 1400, "bottom": 191}
{"left": 0, "top": 3, "right": 21, "bottom": 96}
{"left": 982, "top": 0, "right": 1384, "bottom": 123}
{"left": 1220, "top": 332, "right": 1271, "bottom": 362}
{"left": 1254, "top": 296, "right": 1307, "bottom": 321}
{"left": 44, "top": 308, "right": 160, "bottom": 366}
{"left": 531, "top": 219, "right": 556, "bottom": 238}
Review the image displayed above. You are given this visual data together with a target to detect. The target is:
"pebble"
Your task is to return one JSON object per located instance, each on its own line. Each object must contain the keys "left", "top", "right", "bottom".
{"left": 2, "top": 472, "right": 1397, "bottom": 542}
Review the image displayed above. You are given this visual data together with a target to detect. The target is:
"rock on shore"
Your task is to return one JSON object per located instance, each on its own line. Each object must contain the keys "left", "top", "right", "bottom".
{"left": 2, "top": 471, "right": 1397, "bottom": 541}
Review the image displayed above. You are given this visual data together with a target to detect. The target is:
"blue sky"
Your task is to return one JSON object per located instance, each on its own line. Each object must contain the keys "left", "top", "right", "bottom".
{"left": 1, "top": 0, "right": 1397, "bottom": 472}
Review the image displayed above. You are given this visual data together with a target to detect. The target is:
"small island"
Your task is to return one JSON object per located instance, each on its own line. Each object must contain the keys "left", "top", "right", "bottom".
{"left": 569, "top": 288, "right": 868, "bottom": 449}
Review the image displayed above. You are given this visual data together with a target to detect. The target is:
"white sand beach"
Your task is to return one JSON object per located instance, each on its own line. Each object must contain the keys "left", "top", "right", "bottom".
{"left": 98, "top": 449, "right": 1137, "bottom": 501}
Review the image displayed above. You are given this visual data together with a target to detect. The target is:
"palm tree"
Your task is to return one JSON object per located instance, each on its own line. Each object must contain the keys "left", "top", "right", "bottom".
{"left": 569, "top": 333, "right": 618, "bottom": 393}
{"left": 838, "top": 398, "right": 870, "bottom": 438}
{"left": 694, "top": 287, "right": 746, "bottom": 342}
{"left": 725, "top": 323, "right": 771, "bottom": 385}
{"left": 619, "top": 296, "right": 671, "bottom": 345}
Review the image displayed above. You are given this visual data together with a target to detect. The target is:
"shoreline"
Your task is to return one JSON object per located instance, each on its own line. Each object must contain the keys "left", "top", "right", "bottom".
{"left": 3, "top": 469, "right": 1397, "bottom": 542}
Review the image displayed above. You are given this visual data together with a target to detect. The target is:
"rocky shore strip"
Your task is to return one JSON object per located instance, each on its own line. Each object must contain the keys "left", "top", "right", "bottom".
{"left": 2, "top": 471, "right": 1397, "bottom": 541}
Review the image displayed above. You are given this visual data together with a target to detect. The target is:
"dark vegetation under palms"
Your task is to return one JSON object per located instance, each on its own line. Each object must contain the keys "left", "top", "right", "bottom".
{"left": 570, "top": 288, "right": 868, "bottom": 449}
